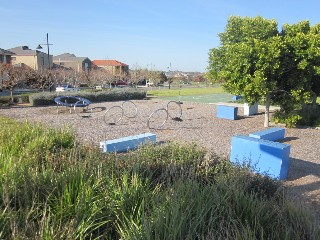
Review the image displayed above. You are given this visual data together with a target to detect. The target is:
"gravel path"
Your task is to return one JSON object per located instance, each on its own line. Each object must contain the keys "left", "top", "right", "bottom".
{"left": 1, "top": 99, "right": 319, "bottom": 219}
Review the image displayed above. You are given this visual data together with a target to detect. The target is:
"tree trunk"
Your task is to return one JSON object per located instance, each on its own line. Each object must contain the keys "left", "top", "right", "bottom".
{"left": 10, "top": 89, "right": 14, "bottom": 103}
{"left": 264, "top": 92, "right": 271, "bottom": 127}
{"left": 312, "top": 93, "right": 317, "bottom": 106}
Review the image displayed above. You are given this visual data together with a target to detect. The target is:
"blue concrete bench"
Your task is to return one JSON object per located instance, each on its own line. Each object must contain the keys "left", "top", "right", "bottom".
{"left": 249, "top": 127, "right": 285, "bottom": 142}
{"left": 216, "top": 105, "right": 238, "bottom": 120}
{"left": 100, "top": 133, "right": 156, "bottom": 153}
{"left": 230, "top": 135, "right": 290, "bottom": 180}
{"left": 232, "top": 95, "right": 242, "bottom": 101}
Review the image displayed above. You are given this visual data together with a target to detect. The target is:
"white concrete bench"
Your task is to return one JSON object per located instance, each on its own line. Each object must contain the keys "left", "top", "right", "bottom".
{"left": 243, "top": 103, "right": 258, "bottom": 116}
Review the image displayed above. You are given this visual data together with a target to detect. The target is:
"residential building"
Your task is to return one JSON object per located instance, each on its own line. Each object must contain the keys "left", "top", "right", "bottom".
{"left": 8, "top": 46, "right": 52, "bottom": 70}
{"left": 0, "top": 48, "right": 15, "bottom": 64}
{"left": 92, "top": 60, "right": 129, "bottom": 75}
{"left": 53, "top": 53, "right": 92, "bottom": 72}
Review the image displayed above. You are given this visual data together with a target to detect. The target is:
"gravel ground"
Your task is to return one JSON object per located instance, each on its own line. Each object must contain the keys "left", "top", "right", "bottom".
{"left": 1, "top": 99, "right": 320, "bottom": 219}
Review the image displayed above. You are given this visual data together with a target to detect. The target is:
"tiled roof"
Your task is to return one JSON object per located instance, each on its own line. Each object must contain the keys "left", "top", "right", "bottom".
{"left": 0, "top": 48, "right": 15, "bottom": 55}
{"left": 7, "top": 46, "right": 37, "bottom": 56}
{"left": 53, "top": 53, "right": 89, "bottom": 62}
{"left": 92, "top": 60, "right": 128, "bottom": 67}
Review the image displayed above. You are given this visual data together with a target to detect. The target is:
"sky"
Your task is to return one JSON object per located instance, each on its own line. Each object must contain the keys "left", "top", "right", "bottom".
{"left": 1, "top": 0, "right": 320, "bottom": 72}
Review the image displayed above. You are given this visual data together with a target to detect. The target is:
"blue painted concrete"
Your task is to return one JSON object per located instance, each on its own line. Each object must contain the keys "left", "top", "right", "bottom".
{"left": 216, "top": 105, "right": 238, "bottom": 120}
{"left": 230, "top": 135, "right": 290, "bottom": 180}
{"left": 249, "top": 127, "right": 285, "bottom": 141}
{"left": 100, "top": 133, "right": 156, "bottom": 153}
{"left": 232, "top": 95, "right": 242, "bottom": 101}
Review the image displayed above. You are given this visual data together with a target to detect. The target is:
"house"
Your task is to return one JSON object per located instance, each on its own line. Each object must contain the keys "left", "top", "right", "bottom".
{"left": 92, "top": 60, "right": 129, "bottom": 76}
{"left": 8, "top": 46, "right": 52, "bottom": 70}
{"left": 53, "top": 53, "right": 92, "bottom": 72}
{"left": 0, "top": 48, "right": 15, "bottom": 64}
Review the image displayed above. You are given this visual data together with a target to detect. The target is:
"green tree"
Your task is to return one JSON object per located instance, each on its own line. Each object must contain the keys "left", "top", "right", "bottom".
{"left": 281, "top": 21, "right": 320, "bottom": 100}
{"left": 207, "top": 16, "right": 282, "bottom": 127}
{"left": 147, "top": 71, "right": 167, "bottom": 86}
{"left": 207, "top": 16, "right": 320, "bottom": 127}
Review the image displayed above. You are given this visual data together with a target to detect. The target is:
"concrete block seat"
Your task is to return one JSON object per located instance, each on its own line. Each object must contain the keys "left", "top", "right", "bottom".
{"left": 243, "top": 103, "right": 259, "bottom": 116}
{"left": 216, "top": 105, "right": 238, "bottom": 120}
{"left": 100, "top": 133, "right": 156, "bottom": 153}
{"left": 249, "top": 127, "right": 285, "bottom": 142}
{"left": 230, "top": 135, "right": 290, "bottom": 180}
{"left": 232, "top": 95, "right": 242, "bottom": 101}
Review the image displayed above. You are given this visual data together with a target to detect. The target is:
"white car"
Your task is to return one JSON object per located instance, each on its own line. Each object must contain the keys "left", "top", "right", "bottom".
{"left": 55, "top": 84, "right": 80, "bottom": 92}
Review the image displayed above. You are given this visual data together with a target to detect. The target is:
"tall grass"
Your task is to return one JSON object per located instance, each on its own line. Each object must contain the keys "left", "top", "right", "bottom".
{"left": 0, "top": 116, "right": 319, "bottom": 239}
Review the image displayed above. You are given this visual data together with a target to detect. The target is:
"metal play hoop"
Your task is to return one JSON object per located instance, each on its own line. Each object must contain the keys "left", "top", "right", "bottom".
{"left": 166, "top": 101, "right": 182, "bottom": 120}
{"left": 121, "top": 100, "right": 138, "bottom": 118}
{"left": 104, "top": 105, "right": 124, "bottom": 125}
{"left": 147, "top": 108, "right": 169, "bottom": 129}
{"left": 74, "top": 100, "right": 92, "bottom": 118}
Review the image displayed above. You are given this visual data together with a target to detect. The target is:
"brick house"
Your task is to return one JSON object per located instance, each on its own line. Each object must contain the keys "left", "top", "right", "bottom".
{"left": 92, "top": 60, "right": 129, "bottom": 75}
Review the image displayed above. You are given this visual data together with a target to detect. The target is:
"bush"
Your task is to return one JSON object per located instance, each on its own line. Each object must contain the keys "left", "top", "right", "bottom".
{"left": 18, "top": 93, "right": 31, "bottom": 103}
{"left": 29, "top": 89, "right": 147, "bottom": 106}
{"left": 298, "top": 104, "right": 320, "bottom": 127}
{"left": 0, "top": 96, "right": 12, "bottom": 104}
{"left": 272, "top": 110, "right": 302, "bottom": 128}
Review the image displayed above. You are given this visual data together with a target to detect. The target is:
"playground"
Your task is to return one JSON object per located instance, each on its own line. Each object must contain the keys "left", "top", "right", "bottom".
{"left": 1, "top": 97, "right": 319, "bottom": 218}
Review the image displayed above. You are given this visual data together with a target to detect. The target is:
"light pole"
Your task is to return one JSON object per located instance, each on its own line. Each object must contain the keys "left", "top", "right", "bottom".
{"left": 36, "top": 33, "right": 52, "bottom": 70}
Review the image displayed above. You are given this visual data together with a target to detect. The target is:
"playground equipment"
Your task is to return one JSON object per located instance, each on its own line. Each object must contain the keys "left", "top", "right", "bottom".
{"left": 54, "top": 96, "right": 91, "bottom": 116}
{"left": 104, "top": 100, "right": 138, "bottom": 125}
{"left": 147, "top": 101, "right": 183, "bottom": 129}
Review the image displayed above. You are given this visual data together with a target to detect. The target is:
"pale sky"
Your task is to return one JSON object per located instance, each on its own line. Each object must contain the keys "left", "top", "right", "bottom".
{"left": 1, "top": 0, "right": 320, "bottom": 72}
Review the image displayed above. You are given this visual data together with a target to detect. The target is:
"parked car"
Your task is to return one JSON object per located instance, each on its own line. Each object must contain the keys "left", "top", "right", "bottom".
{"left": 55, "top": 84, "right": 80, "bottom": 92}
{"left": 146, "top": 80, "right": 154, "bottom": 87}
{"left": 115, "top": 80, "right": 128, "bottom": 86}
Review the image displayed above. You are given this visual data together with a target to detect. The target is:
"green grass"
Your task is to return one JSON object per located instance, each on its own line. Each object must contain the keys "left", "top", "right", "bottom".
{"left": 0, "top": 115, "right": 319, "bottom": 239}
{"left": 317, "top": 97, "right": 320, "bottom": 104}
{"left": 147, "top": 86, "right": 226, "bottom": 97}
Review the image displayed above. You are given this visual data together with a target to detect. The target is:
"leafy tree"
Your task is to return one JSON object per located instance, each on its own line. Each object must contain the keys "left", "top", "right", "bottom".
{"left": 281, "top": 22, "right": 320, "bottom": 98}
{"left": 147, "top": 71, "right": 167, "bottom": 86}
{"left": 207, "top": 16, "right": 320, "bottom": 127}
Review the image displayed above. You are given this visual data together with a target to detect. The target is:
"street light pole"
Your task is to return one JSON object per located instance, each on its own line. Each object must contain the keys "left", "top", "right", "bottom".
{"left": 37, "top": 33, "right": 52, "bottom": 70}
{"left": 46, "top": 33, "right": 50, "bottom": 69}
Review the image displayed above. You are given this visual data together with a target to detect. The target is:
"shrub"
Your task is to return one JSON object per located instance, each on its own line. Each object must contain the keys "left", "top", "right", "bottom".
{"left": 29, "top": 89, "right": 147, "bottom": 106}
{"left": 0, "top": 96, "right": 12, "bottom": 104}
{"left": 298, "top": 104, "right": 320, "bottom": 126}
{"left": 273, "top": 110, "right": 302, "bottom": 128}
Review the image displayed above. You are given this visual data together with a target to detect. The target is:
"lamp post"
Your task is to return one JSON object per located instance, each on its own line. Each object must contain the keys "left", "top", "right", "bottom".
{"left": 36, "top": 33, "right": 52, "bottom": 70}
